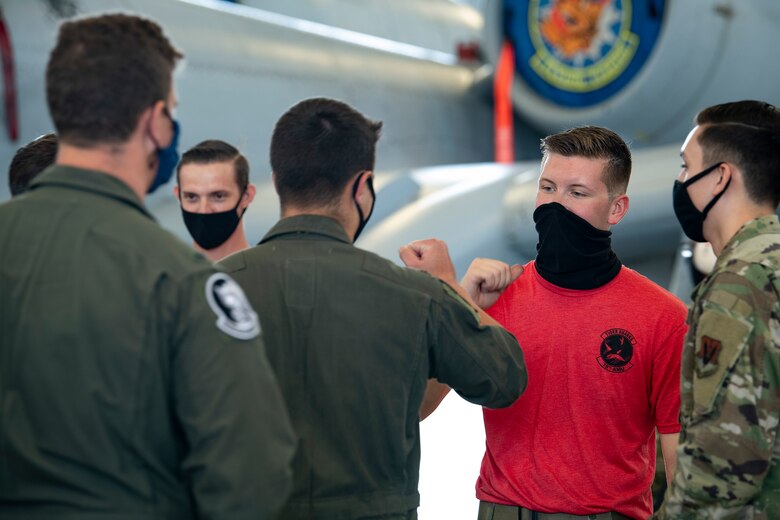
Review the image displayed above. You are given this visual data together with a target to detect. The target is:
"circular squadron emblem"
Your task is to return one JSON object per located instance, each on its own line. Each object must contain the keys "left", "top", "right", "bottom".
{"left": 510, "top": 0, "right": 665, "bottom": 106}
{"left": 597, "top": 328, "right": 636, "bottom": 373}
{"left": 205, "top": 273, "right": 261, "bottom": 340}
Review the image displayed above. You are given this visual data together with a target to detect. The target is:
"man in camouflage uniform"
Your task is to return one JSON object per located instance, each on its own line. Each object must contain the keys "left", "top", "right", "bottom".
{"left": 657, "top": 103, "right": 780, "bottom": 518}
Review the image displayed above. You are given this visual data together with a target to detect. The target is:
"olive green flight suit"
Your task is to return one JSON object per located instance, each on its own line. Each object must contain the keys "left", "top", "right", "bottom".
{"left": 220, "top": 215, "right": 527, "bottom": 520}
{"left": 0, "top": 166, "right": 296, "bottom": 519}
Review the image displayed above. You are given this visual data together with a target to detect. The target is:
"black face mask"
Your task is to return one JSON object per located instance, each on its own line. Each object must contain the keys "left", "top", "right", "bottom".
{"left": 181, "top": 195, "right": 246, "bottom": 250}
{"left": 672, "top": 162, "right": 727, "bottom": 243}
{"left": 352, "top": 173, "right": 375, "bottom": 242}
{"left": 533, "top": 202, "right": 622, "bottom": 290}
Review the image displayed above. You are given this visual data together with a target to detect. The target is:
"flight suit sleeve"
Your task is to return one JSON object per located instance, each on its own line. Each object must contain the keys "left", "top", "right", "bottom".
{"left": 658, "top": 268, "right": 780, "bottom": 519}
{"left": 427, "top": 282, "right": 527, "bottom": 408}
{"left": 171, "top": 270, "right": 297, "bottom": 520}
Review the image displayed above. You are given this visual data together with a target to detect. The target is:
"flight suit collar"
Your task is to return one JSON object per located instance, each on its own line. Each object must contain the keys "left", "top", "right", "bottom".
{"left": 261, "top": 215, "right": 352, "bottom": 245}
{"left": 29, "top": 165, "right": 154, "bottom": 220}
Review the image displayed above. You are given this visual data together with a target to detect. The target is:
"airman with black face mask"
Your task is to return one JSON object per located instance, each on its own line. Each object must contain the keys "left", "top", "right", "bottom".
{"left": 219, "top": 97, "right": 528, "bottom": 520}
{"left": 174, "top": 139, "right": 256, "bottom": 262}
{"left": 459, "top": 126, "right": 688, "bottom": 520}
{"left": 659, "top": 101, "right": 780, "bottom": 519}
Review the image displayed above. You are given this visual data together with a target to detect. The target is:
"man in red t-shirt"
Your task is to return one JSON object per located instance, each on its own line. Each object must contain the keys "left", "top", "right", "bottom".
{"left": 461, "top": 126, "right": 687, "bottom": 519}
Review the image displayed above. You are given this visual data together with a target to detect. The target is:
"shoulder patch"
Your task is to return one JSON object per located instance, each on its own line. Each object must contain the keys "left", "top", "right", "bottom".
{"left": 205, "top": 272, "right": 261, "bottom": 340}
{"left": 696, "top": 336, "right": 722, "bottom": 376}
{"left": 692, "top": 308, "right": 751, "bottom": 416}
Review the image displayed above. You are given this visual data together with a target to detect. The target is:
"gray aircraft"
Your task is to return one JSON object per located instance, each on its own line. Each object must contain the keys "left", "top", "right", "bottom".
{"left": 1, "top": 0, "right": 778, "bottom": 289}
{"left": 0, "top": 0, "right": 499, "bottom": 242}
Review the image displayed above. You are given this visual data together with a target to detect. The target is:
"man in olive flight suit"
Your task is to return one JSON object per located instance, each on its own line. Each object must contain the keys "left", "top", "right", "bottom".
{"left": 657, "top": 102, "right": 780, "bottom": 518}
{"left": 219, "top": 97, "right": 528, "bottom": 520}
{"left": 0, "top": 14, "right": 296, "bottom": 519}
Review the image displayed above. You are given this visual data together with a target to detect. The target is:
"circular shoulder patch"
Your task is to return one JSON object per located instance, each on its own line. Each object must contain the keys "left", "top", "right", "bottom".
{"left": 205, "top": 272, "right": 261, "bottom": 340}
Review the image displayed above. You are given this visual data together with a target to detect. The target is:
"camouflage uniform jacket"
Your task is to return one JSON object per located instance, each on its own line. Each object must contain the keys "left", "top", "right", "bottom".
{"left": 658, "top": 215, "right": 780, "bottom": 519}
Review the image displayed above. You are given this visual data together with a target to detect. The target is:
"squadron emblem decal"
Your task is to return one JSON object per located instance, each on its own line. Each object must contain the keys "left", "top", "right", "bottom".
{"left": 510, "top": 0, "right": 666, "bottom": 107}
{"left": 205, "top": 273, "right": 261, "bottom": 340}
{"left": 695, "top": 335, "right": 722, "bottom": 376}
{"left": 597, "top": 328, "right": 635, "bottom": 373}
{"left": 530, "top": 0, "right": 637, "bottom": 94}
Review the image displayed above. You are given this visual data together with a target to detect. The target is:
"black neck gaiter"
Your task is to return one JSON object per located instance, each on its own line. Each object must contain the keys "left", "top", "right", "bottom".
{"left": 533, "top": 202, "right": 622, "bottom": 290}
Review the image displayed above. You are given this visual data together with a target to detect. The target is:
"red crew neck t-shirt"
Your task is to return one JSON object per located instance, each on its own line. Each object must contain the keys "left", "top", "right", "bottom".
{"left": 477, "top": 262, "right": 687, "bottom": 519}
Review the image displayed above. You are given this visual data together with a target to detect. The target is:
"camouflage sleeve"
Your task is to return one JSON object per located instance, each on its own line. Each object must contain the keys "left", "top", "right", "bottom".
{"left": 658, "top": 267, "right": 780, "bottom": 519}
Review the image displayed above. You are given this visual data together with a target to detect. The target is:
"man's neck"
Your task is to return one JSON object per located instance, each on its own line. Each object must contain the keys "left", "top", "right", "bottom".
{"left": 198, "top": 226, "right": 250, "bottom": 263}
{"left": 57, "top": 143, "right": 150, "bottom": 201}
{"left": 709, "top": 206, "right": 775, "bottom": 257}
{"left": 281, "top": 205, "right": 354, "bottom": 239}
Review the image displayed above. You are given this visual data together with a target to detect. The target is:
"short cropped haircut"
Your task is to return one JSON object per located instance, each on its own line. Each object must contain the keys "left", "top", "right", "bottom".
{"left": 696, "top": 100, "right": 780, "bottom": 129}
{"left": 46, "top": 14, "right": 182, "bottom": 146}
{"left": 177, "top": 140, "right": 250, "bottom": 193}
{"left": 270, "top": 98, "right": 382, "bottom": 208}
{"left": 540, "top": 126, "right": 632, "bottom": 197}
{"left": 8, "top": 134, "right": 58, "bottom": 196}
{"left": 697, "top": 122, "right": 780, "bottom": 208}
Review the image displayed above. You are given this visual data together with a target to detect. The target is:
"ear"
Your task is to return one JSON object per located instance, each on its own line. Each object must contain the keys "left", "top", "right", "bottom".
{"left": 173, "top": 184, "right": 180, "bottom": 199}
{"left": 243, "top": 183, "right": 257, "bottom": 206}
{"left": 146, "top": 100, "right": 171, "bottom": 151}
{"left": 355, "top": 170, "right": 373, "bottom": 200}
{"left": 607, "top": 194, "right": 629, "bottom": 226}
{"left": 712, "top": 163, "right": 733, "bottom": 196}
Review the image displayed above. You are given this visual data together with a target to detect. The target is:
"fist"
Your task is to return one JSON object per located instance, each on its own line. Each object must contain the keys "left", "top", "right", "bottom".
{"left": 461, "top": 258, "right": 523, "bottom": 310}
{"left": 399, "top": 238, "right": 457, "bottom": 284}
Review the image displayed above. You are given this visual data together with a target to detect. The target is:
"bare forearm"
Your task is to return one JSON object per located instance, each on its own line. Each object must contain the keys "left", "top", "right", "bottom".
{"left": 659, "top": 432, "right": 678, "bottom": 486}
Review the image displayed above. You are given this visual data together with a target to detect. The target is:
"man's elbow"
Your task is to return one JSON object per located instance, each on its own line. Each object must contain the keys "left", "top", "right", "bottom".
{"left": 486, "top": 340, "right": 528, "bottom": 408}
